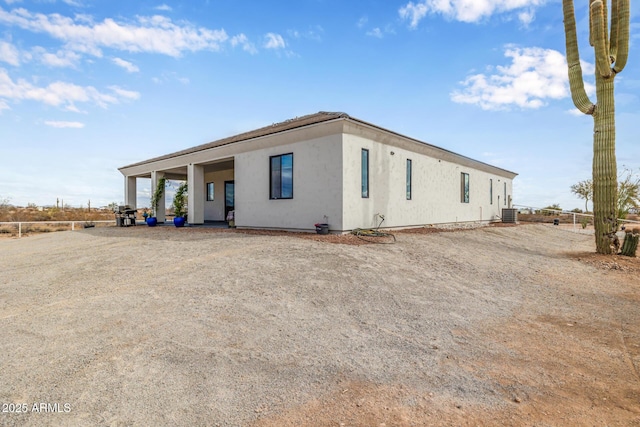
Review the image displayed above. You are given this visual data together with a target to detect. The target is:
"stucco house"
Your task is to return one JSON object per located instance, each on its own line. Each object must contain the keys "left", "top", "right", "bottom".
{"left": 119, "top": 111, "right": 517, "bottom": 232}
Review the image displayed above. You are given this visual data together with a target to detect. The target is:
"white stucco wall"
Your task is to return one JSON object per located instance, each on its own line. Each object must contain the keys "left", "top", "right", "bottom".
{"left": 121, "top": 117, "right": 515, "bottom": 231}
{"left": 235, "top": 134, "right": 343, "bottom": 231}
{"left": 203, "top": 169, "right": 234, "bottom": 221}
{"left": 342, "top": 134, "right": 513, "bottom": 229}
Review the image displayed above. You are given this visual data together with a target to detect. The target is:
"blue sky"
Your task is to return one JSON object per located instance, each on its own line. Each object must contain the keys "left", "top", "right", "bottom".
{"left": 0, "top": 0, "right": 638, "bottom": 211}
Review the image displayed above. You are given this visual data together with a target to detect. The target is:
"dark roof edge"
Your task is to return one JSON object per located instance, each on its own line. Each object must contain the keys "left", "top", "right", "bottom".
{"left": 119, "top": 111, "right": 348, "bottom": 170}
{"left": 344, "top": 115, "right": 518, "bottom": 178}
{"left": 119, "top": 111, "right": 517, "bottom": 178}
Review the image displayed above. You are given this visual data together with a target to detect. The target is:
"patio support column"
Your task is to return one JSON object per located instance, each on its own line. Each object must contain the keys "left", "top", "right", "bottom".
{"left": 187, "top": 163, "right": 204, "bottom": 224}
{"left": 151, "top": 170, "right": 166, "bottom": 223}
{"left": 124, "top": 176, "right": 137, "bottom": 209}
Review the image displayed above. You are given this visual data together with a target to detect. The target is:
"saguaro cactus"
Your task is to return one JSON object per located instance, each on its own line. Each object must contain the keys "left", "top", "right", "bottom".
{"left": 562, "top": 0, "right": 630, "bottom": 254}
{"left": 620, "top": 228, "right": 639, "bottom": 257}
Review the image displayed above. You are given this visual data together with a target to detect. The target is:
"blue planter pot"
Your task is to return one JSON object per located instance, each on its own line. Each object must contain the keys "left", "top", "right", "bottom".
{"left": 174, "top": 216, "right": 186, "bottom": 228}
{"left": 146, "top": 217, "right": 158, "bottom": 227}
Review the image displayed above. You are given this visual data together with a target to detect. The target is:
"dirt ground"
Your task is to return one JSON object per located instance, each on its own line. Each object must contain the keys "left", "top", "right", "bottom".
{"left": 0, "top": 224, "right": 638, "bottom": 426}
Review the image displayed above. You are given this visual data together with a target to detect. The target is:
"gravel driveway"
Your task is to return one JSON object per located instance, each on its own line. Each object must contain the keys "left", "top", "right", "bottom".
{"left": 1, "top": 225, "right": 638, "bottom": 426}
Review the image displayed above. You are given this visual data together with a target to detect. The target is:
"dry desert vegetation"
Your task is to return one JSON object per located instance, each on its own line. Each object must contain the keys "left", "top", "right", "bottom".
{"left": 0, "top": 224, "right": 639, "bottom": 426}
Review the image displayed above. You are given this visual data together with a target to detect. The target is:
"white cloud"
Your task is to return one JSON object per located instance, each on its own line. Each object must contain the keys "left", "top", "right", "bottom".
{"left": 155, "top": 4, "right": 172, "bottom": 11}
{"left": 366, "top": 28, "right": 384, "bottom": 38}
{"left": 34, "top": 47, "right": 81, "bottom": 67}
{"left": 264, "top": 33, "right": 285, "bottom": 49}
{"left": 230, "top": 34, "right": 257, "bottom": 54}
{"left": 0, "top": 68, "right": 140, "bottom": 111}
{"left": 112, "top": 57, "right": 139, "bottom": 72}
{"left": 518, "top": 8, "right": 535, "bottom": 25}
{"left": 365, "top": 25, "right": 395, "bottom": 39}
{"left": 0, "top": 42, "right": 82, "bottom": 68}
{"left": 151, "top": 71, "right": 189, "bottom": 85}
{"left": 357, "top": 16, "right": 368, "bottom": 29}
{"left": 450, "top": 46, "right": 589, "bottom": 110}
{"left": 287, "top": 26, "right": 323, "bottom": 42}
{"left": 399, "top": 2, "right": 428, "bottom": 28}
{"left": 108, "top": 85, "right": 140, "bottom": 100}
{"left": 0, "top": 40, "right": 20, "bottom": 65}
{"left": 44, "top": 120, "right": 84, "bottom": 128}
{"left": 399, "top": 0, "right": 547, "bottom": 27}
{"left": 0, "top": 7, "right": 230, "bottom": 57}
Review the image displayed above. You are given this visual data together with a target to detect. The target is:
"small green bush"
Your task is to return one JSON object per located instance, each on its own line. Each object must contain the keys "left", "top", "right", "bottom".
{"left": 541, "top": 204, "right": 562, "bottom": 215}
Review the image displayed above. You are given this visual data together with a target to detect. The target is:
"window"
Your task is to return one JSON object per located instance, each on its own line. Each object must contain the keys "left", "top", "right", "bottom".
{"left": 206, "top": 182, "right": 215, "bottom": 201}
{"left": 461, "top": 172, "right": 469, "bottom": 203}
{"left": 504, "top": 182, "right": 507, "bottom": 205}
{"left": 406, "top": 159, "right": 412, "bottom": 200}
{"left": 490, "top": 179, "right": 494, "bottom": 204}
{"left": 361, "top": 149, "right": 369, "bottom": 198}
{"left": 270, "top": 153, "right": 293, "bottom": 199}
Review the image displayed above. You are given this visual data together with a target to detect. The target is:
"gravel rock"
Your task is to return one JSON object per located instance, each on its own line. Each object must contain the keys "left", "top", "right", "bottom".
{"left": 0, "top": 224, "right": 638, "bottom": 426}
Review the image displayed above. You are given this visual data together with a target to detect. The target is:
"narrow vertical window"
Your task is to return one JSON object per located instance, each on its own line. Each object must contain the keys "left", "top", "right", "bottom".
{"left": 270, "top": 153, "right": 293, "bottom": 199}
{"left": 504, "top": 182, "right": 507, "bottom": 205}
{"left": 270, "top": 156, "right": 281, "bottom": 198}
{"left": 281, "top": 154, "right": 293, "bottom": 199}
{"left": 489, "top": 179, "right": 493, "bottom": 205}
{"left": 461, "top": 172, "right": 469, "bottom": 203}
{"left": 206, "top": 182, "right": 215, "bottom": 201}
{"left": 406, "top": 159, "right": 412, "bottom": 200}
{"left": 361, "top": 149, "right": 369, "bottom": 198}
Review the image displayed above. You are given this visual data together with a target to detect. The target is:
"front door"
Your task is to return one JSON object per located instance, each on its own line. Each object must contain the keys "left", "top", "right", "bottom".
{"left": 225, "top": 180, "right": 234, "bottom": 220}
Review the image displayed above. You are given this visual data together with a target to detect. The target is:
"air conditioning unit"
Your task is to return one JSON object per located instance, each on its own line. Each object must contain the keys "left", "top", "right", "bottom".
{"left": 502, "top": 208, "right": 517, "bottom": 223}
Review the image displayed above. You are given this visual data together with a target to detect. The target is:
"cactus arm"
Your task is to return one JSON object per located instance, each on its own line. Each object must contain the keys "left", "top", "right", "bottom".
{"left": 612, "top": 0, "right": 629, "bottom": 73}
{"left": 602, "top": 0, "right": 609, "bottom": 52}
{"left": 610, "top": 0, "right": 619, "bottom": 62}
{"left": 589, "top": 0, "right": 595, "bottom": 47}
{"left": 591, "top": 1, "right": 613, "bottom": 78}
{"left": 563, "top": 0, "right": 596, "bottom": 114}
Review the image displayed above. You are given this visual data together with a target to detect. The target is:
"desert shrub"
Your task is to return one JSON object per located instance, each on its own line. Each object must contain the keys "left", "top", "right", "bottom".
{"left": 2, "top": 207, "right": 115, "bottom": 222}
{"left": 540, "top": 204, "right": 562, "bottom": 215}
{"left": 0, "top": 225, "right": 16, "bottom": 235}
{"left": 0, "top": 206, "right": 117, "bottom": 236}
{"left": 0, "top": 196, "right": 11, "bottom": 211}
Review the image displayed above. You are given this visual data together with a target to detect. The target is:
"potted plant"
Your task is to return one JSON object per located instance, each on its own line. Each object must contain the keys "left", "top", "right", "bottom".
{"left": 172, "top": 181, "right": 188, "bottom": 227}
{"left": 147, "top": 177, "right": 166, "bottom": 227}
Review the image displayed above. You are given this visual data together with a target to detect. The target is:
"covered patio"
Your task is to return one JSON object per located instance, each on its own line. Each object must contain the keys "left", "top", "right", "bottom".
{"left": 122, "top": 157, "right": 234, "bottom": 225}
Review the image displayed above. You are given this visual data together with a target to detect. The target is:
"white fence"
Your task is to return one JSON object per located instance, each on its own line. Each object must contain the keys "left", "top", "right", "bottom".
{"left": 514, "top": 205, "right": 640, "bottom": 233}
{"left": 0, "top": 220, "right": 115, "bottom": 238}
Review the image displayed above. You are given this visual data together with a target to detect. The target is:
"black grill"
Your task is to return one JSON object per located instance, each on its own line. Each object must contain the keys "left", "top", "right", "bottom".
{"left": 115, "top": 206, "right": 137, "bottom": 227}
